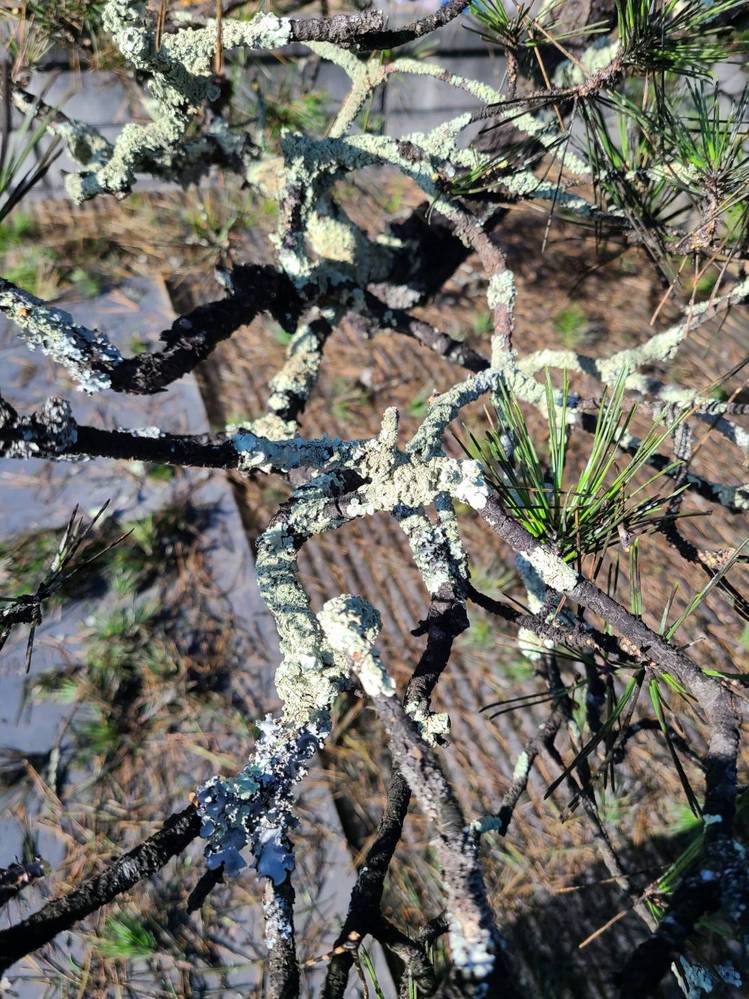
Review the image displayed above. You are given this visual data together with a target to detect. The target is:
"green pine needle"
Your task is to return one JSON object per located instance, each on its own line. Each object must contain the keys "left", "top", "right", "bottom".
{"left": 463, "top": 370, "right": 688, "bottom": 563}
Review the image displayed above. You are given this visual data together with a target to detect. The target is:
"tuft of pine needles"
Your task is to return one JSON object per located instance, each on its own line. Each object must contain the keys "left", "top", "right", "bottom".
{"left": 0, "top": 62, "right": 60, "bottom": 224}
{"left": 463, "top": 370, "right": 689, "bottom": 564}
{"left": 0, "top": 1, "right": 108, "bottom": 61}
{"left": 92, "top": 912, "right": 157, "bottom": 960}
{"left": 617, "top": 0, "right": 749, "bottom": 79}
{"left": 0, "top": 502, "right": 123, "bottom": 670}
{"left": 470, "top": 0, "right": 608, "bottom": 55}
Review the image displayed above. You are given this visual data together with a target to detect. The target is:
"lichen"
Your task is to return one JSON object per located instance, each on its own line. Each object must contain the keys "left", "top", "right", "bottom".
{"left": 397, "top": 502, "right": 468, "bottom": 599}
{"left": 405, "top": 701, "right": 451, "bottom": 746}
{"left": 256, "top": 824, "right": 294, "bottom": 883}
{"left": 0, "top": 280, "right": 121, "bottom": 392}
{"left": 197, "top": 715, "right": 326, "bottom": 880}
{"left": 31, "top": 9, "right": 744, "bottom": 964}
{"left": 1, "top": 396, "right": 78, "bottom": 460}
{"left": 554, "top": 38, "right": 620, "bottom": 88}
{"left": 317, "top": 594, "right": 396, "bottom": 698}
{"left": 512, "top": 750, "right": 530, "bottom": 783}
{"left": 233, "top": 429, "right": 346, "bottom": 472}
{"left": 12, "top": 90, "right": 113, "bottom": 169}
{"left": 447, "top": 923, "right": 496, "bottom": 984}
{"left": 450, "top": 459, "right": 490, "bottom": 510}
{"left": 69, "top": 3, "right": 291, "bottom": 202}
{"left": 486, "top": 271, "right": 516, "bottom": 313}
{"left": 677, "top": 956, "right": 715, "bottom": 998}
{"left": 521, "top": 546, "right": 578, "bottom": 594}
{"left": 471, "top": 815, "right": 503, "bottom": 835}
{"left": 716, "top": 963, "right": 742, "bottom": 988}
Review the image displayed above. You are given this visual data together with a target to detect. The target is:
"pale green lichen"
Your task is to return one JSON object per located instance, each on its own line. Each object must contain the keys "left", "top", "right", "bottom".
{"left": 391, "top": 58, "right": 503, "bottom": 105}
{"left": 512, "top": 750, "right": 530, "bottom": 783}
{"left": 398, "top": 508, "right": 461, "bottom": 596}
{"left": 247, "top": 446, "right": 489, "bottom": 729}
{"left": 487, "top": 271, "right": 516, "bottom": 312}
{"left": 599, "top": 276, "right": 749, "bottom": 385}
{"left": 397, "top": 494, "right": 469, "bottom": 599}
{"left": 435, "top": 494, "right": 469, "bottom": 574}
{"left": 451, "top": 459, "right": 490, "bottom": 510}
{"left": 12, "top": 90, "right": 113, "bottom": 169}
{"left": 6, "top": 5, "right": 747, "bottom": 971}
{"left": 317, "top": 594, "right": 396, "bottom": 698}
{"left": 232, "top": 430, "right": 346, "bottom": 473}
{"left": 255, "top": 538, "right": 332, "bottom": 725}
{"left": 405, "top": 701, "right": 451, "bottom": 745}
{"left": 554, "top": 38, "right": 620, "bottom": 88}
{"left": 521, "top": 547, "right": 578, "bottom": 594}
{"left": 69, "top": 3, "right": 291, "bottom": 202}
{"left": 343, "top": 455, "right": 494, "bottom": 521}
{"left": 236, "top": 413, "right": 296, "bottom": 444}
{"left": 306, "top": 41, "right": 365, "bottom": 81}
{"left": 514, "top": 277, "right": 749, "bottom": 461}
{"left": 174, "top": 13, "right": 291, "bottom": 73}
{"left": 511, "top": 110, "right": 590, "bottom": 178}
{"left": 407, "top": 370, "right": 500, "bottom": 459}
{"left": 0, "top": 281, "right": 121, "bottom": 391}
{"left": 264, "top": 316, "right": 330, "bottom": 410}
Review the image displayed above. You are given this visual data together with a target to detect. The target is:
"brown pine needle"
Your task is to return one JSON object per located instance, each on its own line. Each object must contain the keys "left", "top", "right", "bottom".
{"left": 214, "top": 0, "right": 224, "bottom": 75}
{"left": 578, "top": 907, "right": 629, "bottom": 949}
{"left": 155, "top": 0, "right": 168, "bottom": 52}
{"left": 532, "top": 46, "right": 565, "bottom": 130}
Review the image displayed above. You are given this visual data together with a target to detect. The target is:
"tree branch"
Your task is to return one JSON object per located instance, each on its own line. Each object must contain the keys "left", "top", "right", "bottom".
{"left": 0, "top": 805, "right": 200, "bottom": 973}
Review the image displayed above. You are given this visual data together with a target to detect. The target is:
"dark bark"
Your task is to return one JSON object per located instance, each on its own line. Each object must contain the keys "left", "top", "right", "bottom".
{"left": 0, "top": 859, "right": 45, "bottom": 909}
{"left": 0, "top": 415, "right": 242, "bottom": 467}
{"left": 362, "top": 291, "right": 490, "bottom": 373}
{"left": 0, "top": 805, "right": 201, "bottom": 973}
{"left": 289, "top": 0, "right": 469, "bottom": 52}
{"left": 0, "top": 266, "right": 303, "bottom": 396}
{"left": 491, "top": 707, "right": 564, "bottom": 836}
{"left": 323, "top": 596, "right": 468, "bottom": 998}
{"left": 387, "top": 203, "right": 485, "bottom": 304}
{"left": 266, "top": 875, "right": 300, "bottom": 999}
{"left": 322, "top": 768, "right": 412, "bottom": 998}
{"left": 186, "top": 864, "right": 224, "bottom": 913}
{"left": 107, "top": 265, "right": 302, "bottom": 394}
{"left": 479, "top": 494, "right": 739, "bottom": 824}
{"left": 478, "top": 494, "right": 744, "bottom": 993}
{"left": 371, "top": 693, "right": 519, "bottom": 999}
{"left": 616, "top": 833, "right": 749, "bottom": 997}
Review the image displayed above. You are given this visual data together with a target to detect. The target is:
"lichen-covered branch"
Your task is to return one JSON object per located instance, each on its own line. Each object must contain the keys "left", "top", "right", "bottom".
{"left": 0, "top": 265, "right": 300, "bottom": 393}
{"left": 1, "top": 3, "right": 748, "bottom": 994}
